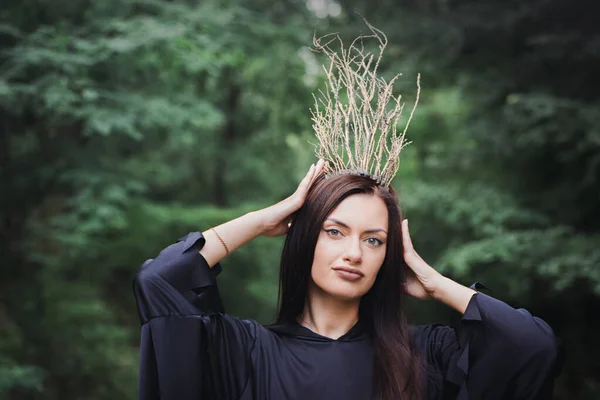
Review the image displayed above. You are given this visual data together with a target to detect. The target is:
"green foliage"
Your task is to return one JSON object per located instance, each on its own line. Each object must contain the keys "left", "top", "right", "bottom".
{"left": 1, "top": 0, "right": 317, "bottom": 398}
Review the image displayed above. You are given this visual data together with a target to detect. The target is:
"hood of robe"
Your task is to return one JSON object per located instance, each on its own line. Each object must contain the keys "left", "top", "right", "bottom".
{"left": 265, "top": 320, "right": 368, "bottom": 342}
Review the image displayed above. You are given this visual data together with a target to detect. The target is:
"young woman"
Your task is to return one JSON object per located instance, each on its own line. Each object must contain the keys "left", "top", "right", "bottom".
{"left": 133, "top": 159, "right": 563, "bottom": 400}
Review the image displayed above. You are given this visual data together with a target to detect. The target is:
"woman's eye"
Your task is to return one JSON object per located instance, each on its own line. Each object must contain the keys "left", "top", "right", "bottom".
{"left": 366, "top": 237, "right": 384, "bottom": 246}
{"left": 325, "top": 228, "right": 341, "bottom": 236}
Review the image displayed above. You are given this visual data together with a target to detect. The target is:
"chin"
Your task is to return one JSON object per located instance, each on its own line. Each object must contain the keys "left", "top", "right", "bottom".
{"left": 319, "top": 280, "right": 371, "bottom": 301}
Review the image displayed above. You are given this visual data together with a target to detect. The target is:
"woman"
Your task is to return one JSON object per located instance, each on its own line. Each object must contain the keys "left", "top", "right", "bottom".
{"left": 133, "top": 159, "right": 563, "bottom": 400}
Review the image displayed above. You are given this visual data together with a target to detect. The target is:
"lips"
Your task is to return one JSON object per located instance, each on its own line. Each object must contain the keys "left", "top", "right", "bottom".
{"left": 332, "top": 266, "right": 364, "bottom": 281}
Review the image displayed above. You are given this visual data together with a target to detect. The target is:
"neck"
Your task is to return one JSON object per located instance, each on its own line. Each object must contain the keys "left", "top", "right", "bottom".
{"left": 298, "top": 282, "right": 360, "bottom": 340}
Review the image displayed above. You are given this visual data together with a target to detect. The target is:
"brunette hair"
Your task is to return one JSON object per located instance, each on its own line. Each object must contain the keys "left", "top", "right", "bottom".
{"left": 276, "top": 173, "right": 426, "bottom": 400}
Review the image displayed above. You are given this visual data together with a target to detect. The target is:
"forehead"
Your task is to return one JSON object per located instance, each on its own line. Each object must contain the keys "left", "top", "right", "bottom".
{"left": 327, "top": 193, "right": 388, "bottom": 230}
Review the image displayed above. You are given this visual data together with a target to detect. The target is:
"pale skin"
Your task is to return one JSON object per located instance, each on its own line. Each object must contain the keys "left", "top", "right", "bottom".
{"left": 200, "top": 159, "right": 477, "bottom": 339}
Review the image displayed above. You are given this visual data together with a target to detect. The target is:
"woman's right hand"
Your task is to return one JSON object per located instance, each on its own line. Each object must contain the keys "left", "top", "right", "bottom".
{"left": 257, "top": 159, "right": 325, "bottom": 237}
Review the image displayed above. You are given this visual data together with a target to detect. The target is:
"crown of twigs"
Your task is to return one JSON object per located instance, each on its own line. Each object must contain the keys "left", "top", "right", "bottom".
{"left": 310, "top": 19, "right": 420, "bottom": 189}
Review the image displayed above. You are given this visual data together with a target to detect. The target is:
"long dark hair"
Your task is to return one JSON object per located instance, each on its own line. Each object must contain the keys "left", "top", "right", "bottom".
{"left": 276, "top": 173, "right": 426, "bottom": 400}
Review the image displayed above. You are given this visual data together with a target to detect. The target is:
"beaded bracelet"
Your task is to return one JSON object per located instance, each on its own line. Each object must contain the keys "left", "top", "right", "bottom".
{"left": 211, "top": 228, "right": 230, "bottom": 255}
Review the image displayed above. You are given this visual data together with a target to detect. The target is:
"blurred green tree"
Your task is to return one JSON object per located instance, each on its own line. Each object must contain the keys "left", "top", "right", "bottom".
{"left": 1, "top": 0, "right": 319, "bottom": 398}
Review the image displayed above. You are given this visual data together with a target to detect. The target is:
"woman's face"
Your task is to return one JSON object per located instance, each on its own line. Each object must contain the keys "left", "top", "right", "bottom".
{"left": 310, "top": 193, "right": 389, "bottom": 301}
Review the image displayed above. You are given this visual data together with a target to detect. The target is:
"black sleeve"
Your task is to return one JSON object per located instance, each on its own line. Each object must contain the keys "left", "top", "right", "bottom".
{"left": 132, "top": 232, "right": 257, "bottom": 400}
{"left": 412, "top": 285, "right": 564, "bottom": 400}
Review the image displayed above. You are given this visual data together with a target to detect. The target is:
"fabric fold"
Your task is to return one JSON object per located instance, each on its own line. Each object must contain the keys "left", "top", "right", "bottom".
{"left": 133, "top": 231, "right": 224, "bottom": 323}
{"left": 443, "top": 285, "right": 484, "bottom": 400}
{"left": 441, "top": 281, "right": 562, "bottom": 400}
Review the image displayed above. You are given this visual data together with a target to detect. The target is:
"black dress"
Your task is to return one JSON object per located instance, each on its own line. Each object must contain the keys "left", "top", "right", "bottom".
{"left": 133, "top": 232, "right": 563, "bottom": 400}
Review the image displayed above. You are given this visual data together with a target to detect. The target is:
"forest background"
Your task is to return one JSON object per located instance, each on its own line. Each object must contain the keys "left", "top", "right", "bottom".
{"left": 1, "top": 0, "right": 599, "bottom": 398}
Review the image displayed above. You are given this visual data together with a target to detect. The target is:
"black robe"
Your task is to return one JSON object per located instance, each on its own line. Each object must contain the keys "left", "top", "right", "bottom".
{"left": 132, "top": 232, "right": 563, "bottom": 400}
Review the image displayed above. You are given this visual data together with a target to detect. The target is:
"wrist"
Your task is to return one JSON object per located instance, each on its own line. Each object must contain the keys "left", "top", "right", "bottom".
{"left": 429, "top": 275, "right": 451, "bottom": 302}
{"left": 430, "top": 275, "right": 478, "bottom": 314}
{"left": 246, "top": 210, "right": 268, "bottom": 236}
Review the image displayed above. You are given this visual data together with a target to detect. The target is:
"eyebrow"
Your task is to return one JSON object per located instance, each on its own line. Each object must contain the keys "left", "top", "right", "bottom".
{"left": 325, "top": 218, "right": 388, "bottom": 234}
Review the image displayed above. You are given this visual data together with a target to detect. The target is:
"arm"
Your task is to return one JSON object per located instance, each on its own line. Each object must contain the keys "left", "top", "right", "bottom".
{"left": 200, "top": 159, "right": 325, "bottom": 267}
{"left": 400, "top": 218, "right": 477, "bottom": 312}
{"left": 402, "top": 220, "right": 563, "bottom": 399}
{"left": 200, "top": 212, "right": 264, "bottom": 268}
{"left": 413, "top": 296, "right": 562, "bottom": 400}
{"left": 135, "top": 159, "right": 325, "bottom": 318}
{"left": 430, "top": 276, "right": 477, "bottom": 314}
{"left": 133, "top": 160, "right": 325, "bottom": 400}
{"left": 134, "top": 233, "right": 258, "bottom": 400}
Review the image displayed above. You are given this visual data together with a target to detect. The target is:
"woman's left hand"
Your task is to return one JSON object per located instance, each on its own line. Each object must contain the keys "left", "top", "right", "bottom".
{"left": 401, "top": 219, "right": 445, "bottom": 299}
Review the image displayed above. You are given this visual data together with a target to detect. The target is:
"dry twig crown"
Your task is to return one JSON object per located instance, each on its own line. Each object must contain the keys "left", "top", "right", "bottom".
{"left": 310, "top": 19, "right": 420, "bottom": 189}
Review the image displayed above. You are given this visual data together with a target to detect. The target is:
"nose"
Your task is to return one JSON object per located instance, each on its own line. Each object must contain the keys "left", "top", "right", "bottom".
{"left": 342, "top": 237, "right": 362, "bottom": 265}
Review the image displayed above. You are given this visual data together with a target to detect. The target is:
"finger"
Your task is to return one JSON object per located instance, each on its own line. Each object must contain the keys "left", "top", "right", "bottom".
{"left": 291, "top": 160, "right": 323, "bottom": 208}
{"left": 303, "top": 164, "right": 316, "bottom": 190}
{"left": 401, "top": 219, "right": 414, "bottom": 253}
{"left": 295, "top": 164, "right": 315, "bottom": 193}
{"left": 315, "top": 158, "right": 325, "bottom": 174}
{"left": 316, "top": 159, "right": 326, "bottom": 177}
{"left": 288, "top": 165, "right": 315, "bottom": 211}
{"left": 402, "top": 221, "right": 430, "bottom": 274}
{"left": 306, "top": 163, "right": 315, "bottom": 178}
{"left": 307, "top": 159, "right": 325, "bottom": 187}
